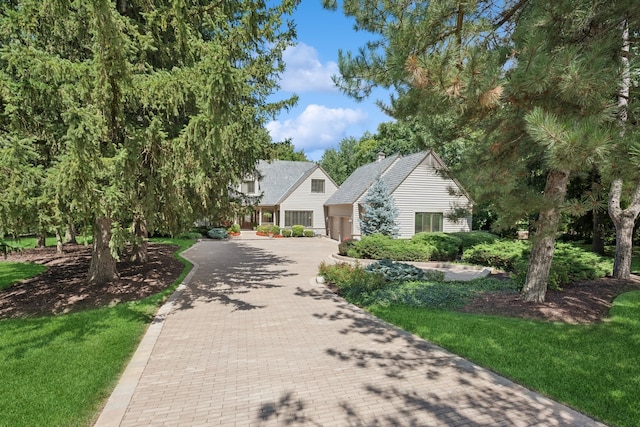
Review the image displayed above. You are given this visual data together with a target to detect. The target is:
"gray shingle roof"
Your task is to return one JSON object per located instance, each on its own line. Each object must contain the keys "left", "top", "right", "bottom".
{"left": 325, "top": 151, "right": 442, "bottom": 205}
{"left": 256, "top": 160, "right": 317, "bottom": 205}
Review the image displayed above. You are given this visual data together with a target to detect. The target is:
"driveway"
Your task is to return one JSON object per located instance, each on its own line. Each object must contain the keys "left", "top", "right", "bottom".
{"left": 95, "top": 236, "right": 604, "bottom": 426}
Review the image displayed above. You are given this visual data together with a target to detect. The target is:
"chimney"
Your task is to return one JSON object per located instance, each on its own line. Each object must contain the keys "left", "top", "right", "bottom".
{"left": 377, "top": 151, "right": 386, "bottom": 162}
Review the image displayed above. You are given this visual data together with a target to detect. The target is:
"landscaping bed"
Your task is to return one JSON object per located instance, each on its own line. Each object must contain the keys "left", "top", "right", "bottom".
{"left": 0, "top": 243, "right": 184, "bottom": 318}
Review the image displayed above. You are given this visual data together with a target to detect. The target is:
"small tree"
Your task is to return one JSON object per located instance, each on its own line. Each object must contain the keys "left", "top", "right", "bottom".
{"left": 360, "top": 177, "right": 399, "bottom": 237}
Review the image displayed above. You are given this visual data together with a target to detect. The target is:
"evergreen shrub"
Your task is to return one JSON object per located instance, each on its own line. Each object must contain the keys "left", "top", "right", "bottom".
{"left": 365, "top": 259, "right": 445, "bottom": 283}
{"left": 282, "top": 229, "right": 292, "bottom": 237}
{"left": 349, "top": 234, "right": 434, "bottom": 261}
{"left": 271, "top": 225, "right": 280, "bottom": 235}
{"left": 447, "top": 231, "right": 500, "bottom": 251}
{"left": 461, "top": 240, "right": 528, "bottom": 271}
{"left": 292, "top": 225, "right": 304, "bottom": 237}
{"left": 303, "top": 229, "right": 314, "bottom": 237}
{"left": 338, "top": 239, "right": 357, "bottom": 256}
{"left": 411, "top": 232, "right": 461, "bottom": 261}
{"left": 207, "top": 228, "right": 228, "bottom": 239}
{"left": 512, "top": 243, "right": 613, "bottom": 289}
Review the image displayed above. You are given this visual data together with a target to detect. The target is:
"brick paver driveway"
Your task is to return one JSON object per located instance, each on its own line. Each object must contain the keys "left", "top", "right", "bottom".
{"left": 95, "top": 236, "right": 605, "bottom": 426}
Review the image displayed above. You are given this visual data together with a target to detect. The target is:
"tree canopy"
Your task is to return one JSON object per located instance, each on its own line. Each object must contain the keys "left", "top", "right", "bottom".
{"left": 325, "top": 0, "right": 640, "bottom": 301}
{"left": 0, "top": 0, "right": 298, "bottom": 283}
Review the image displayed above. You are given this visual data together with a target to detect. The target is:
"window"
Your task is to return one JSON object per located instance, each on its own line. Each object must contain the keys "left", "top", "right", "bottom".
{"left": 241, "top": 180, "right": 255, "bottom": 194}
{"left": 285, "top": 210, "right": 313, "bottom": 227}
{"left": 311, "top": 179, "right": 325, "bottom": 193}
{"left": 415, "top": 212, "right": 443, "bottom": 233}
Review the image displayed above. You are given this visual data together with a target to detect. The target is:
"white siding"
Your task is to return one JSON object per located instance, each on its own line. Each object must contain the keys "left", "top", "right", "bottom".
{"left": 391, "top": 159, "right": 472, "bottom": 238}
{"left": 279, "top": 169, "right": 338, "bottom": 234}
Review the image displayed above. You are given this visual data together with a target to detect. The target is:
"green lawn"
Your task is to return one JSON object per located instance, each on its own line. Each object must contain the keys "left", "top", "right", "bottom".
{"left": 0, "top": 262, "right": 46, "bottom": 291}
{"left": 370, "top": 291, "right": 640, "bottom": 427}
{"left": 0, "top": 237, "right": 195, "bottom": 426}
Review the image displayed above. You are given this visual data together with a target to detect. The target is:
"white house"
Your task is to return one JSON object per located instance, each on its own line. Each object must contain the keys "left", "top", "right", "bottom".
{"left": 324, "top": 151, "right": 472, "bottom": 241}
{"left": 239, "top": 160, "right": 338, "bottom": 234}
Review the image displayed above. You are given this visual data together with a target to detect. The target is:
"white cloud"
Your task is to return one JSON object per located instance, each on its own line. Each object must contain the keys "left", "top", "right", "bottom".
{"left": 280, "top": 43, "right": 339, "bottom": 92}
{"left": 266, "top": 104, "right": 368, "bottom": 159}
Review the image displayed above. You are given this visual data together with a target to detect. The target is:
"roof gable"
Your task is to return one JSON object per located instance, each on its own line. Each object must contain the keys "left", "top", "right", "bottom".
{"left": 325, "top": 150, "right": 468, "bottom": 206}
{"left": 257, "top": 160, "right": 317, "bottom": 205}
{"left": 324, "top": 154, "right": 399, "bottom": 205}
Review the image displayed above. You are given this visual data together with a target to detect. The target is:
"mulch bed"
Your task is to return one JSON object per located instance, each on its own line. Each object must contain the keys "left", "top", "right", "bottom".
{"left": 1, "top": 244, "right": 639, "bottom": 323}
{"left": 0, "top": 243, "right": 184, "bottom": 319}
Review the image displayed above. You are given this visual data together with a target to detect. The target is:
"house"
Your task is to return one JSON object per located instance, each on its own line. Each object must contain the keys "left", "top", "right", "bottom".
{"left": 324, "top": 150, "right": 472, "bottom": 241}
{"left": 238, "top": 160, "right": 338, "bottom": 234}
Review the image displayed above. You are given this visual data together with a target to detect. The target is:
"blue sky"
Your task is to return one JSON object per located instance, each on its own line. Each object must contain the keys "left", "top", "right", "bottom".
{"left": 266, "top": 1, "right": 393, "bottom": 161}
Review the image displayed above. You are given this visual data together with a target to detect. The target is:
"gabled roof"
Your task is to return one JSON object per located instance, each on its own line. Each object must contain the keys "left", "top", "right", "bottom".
{"left": 325, "top": 150, "right": 459, "bottom": 205}
{"left": 256, "top": 160, "right": 318, "bottom": 205}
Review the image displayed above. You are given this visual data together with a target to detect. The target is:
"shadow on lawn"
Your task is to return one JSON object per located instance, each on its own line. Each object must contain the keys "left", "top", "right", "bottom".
{"left": 174, "top": 240, "right": 296, "bottom": 312}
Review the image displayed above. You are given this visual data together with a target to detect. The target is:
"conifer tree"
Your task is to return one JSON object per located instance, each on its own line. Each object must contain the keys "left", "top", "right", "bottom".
{"left": 360, "top": 176, "right": 399, "bottom": 237}
{"left": 325, "top": 0, "right": 632, "bottom": 301}
{"left": 0, "top": 0, "right": 298, "bottom": 284}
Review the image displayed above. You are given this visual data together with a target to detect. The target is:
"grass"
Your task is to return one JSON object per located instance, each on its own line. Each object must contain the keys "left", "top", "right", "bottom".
{"left": 0, "top": 237, "right": 195, "bottom": 427}
{"left": 369, "top": 291, "right": 640, "bottom": 427}
{"left": 0, "top": 262, "right": 47, "bottom": 291}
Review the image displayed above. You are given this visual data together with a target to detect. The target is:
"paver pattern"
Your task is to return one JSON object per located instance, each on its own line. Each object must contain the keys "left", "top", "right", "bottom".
{"left": 95, "top": 235, "right": 605, "bottom": 426}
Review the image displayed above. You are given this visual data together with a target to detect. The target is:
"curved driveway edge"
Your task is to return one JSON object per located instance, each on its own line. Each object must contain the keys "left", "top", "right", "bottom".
{"left": 95, "top": 237, "right": 606, "bottom": 427}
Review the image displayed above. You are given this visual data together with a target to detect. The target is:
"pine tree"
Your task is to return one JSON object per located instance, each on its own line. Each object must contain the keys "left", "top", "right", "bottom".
{"left": 325, "top": 0, "right": 632, "bottom": 302}
{"left": 360, "top": 176, "right": 399, "bottom": 237}
{"left": 0, "top": 0, "right": 298, "bottom": 284}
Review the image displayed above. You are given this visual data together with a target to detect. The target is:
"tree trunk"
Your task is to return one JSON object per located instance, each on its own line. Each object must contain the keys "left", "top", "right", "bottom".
{"left": 591, "top": 206, "right": 605, "bottom": 255}
{"left": 521, "top": 169, "right": 570, "bottom": 302}
{"left": 608, "top": 178, "right": 640, "bottom": 279}
{"left": 55, "top": 228, "right": 64, "bottom": 254}
{"left": 87, "top": 216, "right": 118, "bottom": 285}
{"left": 36, "top": 230, "right": 46, "bottom": 248}
{"left": 130, "top": 215, "right": 149, "bottom": 264}
{"left": 608, "top": 18, "right": 640, "bottom": 279}
{"left": 65, "top": 223, "right": 77, "bottom": 244}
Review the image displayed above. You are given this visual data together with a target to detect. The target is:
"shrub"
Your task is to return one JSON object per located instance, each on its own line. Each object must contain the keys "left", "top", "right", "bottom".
{"left": 228, "top": 224, "right": 241, "bottom": 234}
{"left": 256, "top": 225, "right": 271, "bottom": 234}
{"left": 318, "top": 261, "right": 386, "bottom": 306}
{"left": 338, "top": 239, "right": 357, "bottom": 256}
{"left": 207, "top": 228, "right": 228, "bottom": 239}
{"left": 411, "top": 232, "right": 462, "bottom": 261}
{"left": 303, "top": 229, "right": 314, "bottom": 237}
{"left": 352, "top": 234, "right": 434, "bottom": 261}
{"left": 365, "top": 259, "right": 426, "bottom": 282}
{"left": 271, "top": 225, "right": 280, "bottom": 235}
{"left": 281, "top": 229, "right": 292, "bottom": 237}
{"left": 461, "top": 240, "right": 528, "bottom": 271}
{"left": 319, "top": 262, "right": 385, "bottom": 291}
{"left": 292, "top": 225, "right": 304, "bottom": 237}
{"left": 512, "top": 243, "right": 613, "bottom": 289}
{"left": 447, "top": 231, "right": 500, "bottom": 251}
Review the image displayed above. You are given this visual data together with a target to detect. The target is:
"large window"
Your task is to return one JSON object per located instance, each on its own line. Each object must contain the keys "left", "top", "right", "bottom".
{"left": 311, "top": 179, "right": 325, "bottom": 193}
{"left": 285, "top": 210, "right": 313, "bottom": 227}
{"left": 415, "top": 212, "right": 443, "bottom": 233}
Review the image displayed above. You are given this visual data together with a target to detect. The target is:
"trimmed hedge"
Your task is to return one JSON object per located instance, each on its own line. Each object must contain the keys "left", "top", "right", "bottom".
{"left": 282, "top": 229, "right": 292, "bottom": 237}
{"left": 348, "top": 234, "right": 435, "bottom": 262}
{"left": 303, "top": 229, "right": 314, "bottom": 237}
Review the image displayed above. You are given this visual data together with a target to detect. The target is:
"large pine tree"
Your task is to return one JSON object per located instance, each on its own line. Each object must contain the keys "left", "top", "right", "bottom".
{"left": 0, "top": 0, "right": 298, "bottom": 284}
{"left": 325, "top": 0, "right": 633, "bottom": 301}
